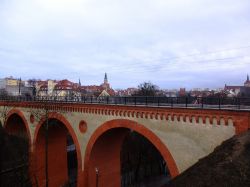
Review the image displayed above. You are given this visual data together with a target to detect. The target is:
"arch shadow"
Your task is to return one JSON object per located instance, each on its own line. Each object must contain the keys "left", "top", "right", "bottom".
{"left": 33, "top": 112, "right": 82, "bottom": 187}
{"left": 5, "top": 109, "right": 32, "bottom": 145}
{"left": 84, "top": 119, "right": 179, "bottom": 186}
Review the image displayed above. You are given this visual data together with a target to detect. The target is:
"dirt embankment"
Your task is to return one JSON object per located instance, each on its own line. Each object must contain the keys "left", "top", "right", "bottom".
{"left": 166, "top": 130, "right": 250, "bottom": 187}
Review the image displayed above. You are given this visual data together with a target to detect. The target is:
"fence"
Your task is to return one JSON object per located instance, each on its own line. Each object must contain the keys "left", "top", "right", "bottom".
{"left": 0, "top": 95, "right": 250, "bottom": 110}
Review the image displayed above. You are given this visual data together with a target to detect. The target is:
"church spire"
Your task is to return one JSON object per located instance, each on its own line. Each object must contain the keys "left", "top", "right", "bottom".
{"left": 79, "top": 78, "right": 81, "bottom": 86}
{"left": 104, "top": 72, "right": 108, "bottom": 84}
{"left": 247, "top": 74, "right": 249, "bottom": 82}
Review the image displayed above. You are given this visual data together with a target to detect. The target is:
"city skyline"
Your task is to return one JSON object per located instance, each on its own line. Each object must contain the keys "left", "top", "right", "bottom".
{"left": 0, "top": 0, "right": 250, "bottom": 89}
{"left": 1, "top": 73, "right": 250, "bottom": 92}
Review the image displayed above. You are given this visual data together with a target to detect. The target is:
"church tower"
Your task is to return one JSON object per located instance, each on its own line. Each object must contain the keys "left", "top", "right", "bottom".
{"left": 244, "top": 74, "right": 250, "bottom": 87}
{"left": 78, "top": 78, "right": 81, "bottom": 87}
{"left": 101, "top": 72, "right": 110, "bottom": 90}
{"left": 104, "top": 72, "right": 108, "bottom": 84}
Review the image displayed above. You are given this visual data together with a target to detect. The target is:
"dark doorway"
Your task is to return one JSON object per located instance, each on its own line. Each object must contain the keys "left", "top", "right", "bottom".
{"left": 121, "top": 131, "right": 170, "bottom": 187}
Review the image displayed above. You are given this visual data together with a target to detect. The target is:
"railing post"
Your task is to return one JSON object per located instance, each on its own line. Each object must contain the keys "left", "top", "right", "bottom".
{"left": 91, "top": 96, "right": 93, "bottom": 104}
{"left": 134, "top": 97, "right": 137, "bottom": 106}
{"left": 157, "top": 97, "right": 160, "bottom": 107}
{"left": 185, "top": 97, "right": 188, "bottom": 108}
{"left": 171, "top": 97, "right": 173, "bottom": 108}
{"left": 201, "top": 97, "right": 204, "bottom": 109}
{"left": 238, "top": 97, "right": 241, "bottom": 109}
{"left": 145, "top": 97, "right": 148, "bottom": 106}
{"left": 124, "top": 97, "right": 127, "bottom": 105}
{"left": 219, "top": 97, "right": 221, "bottom": 109}
{"left": 106, "top": 97, "right": 109, "bottom": 104}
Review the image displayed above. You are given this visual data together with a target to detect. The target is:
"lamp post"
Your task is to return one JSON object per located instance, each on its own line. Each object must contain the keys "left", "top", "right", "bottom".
{"left": 45, "top": 107, "right": 49, "bottom": 187}
{"left": 95, "top": 167, "right": 99, "bottom": 187}
{"left": 18, "top": 77, "right": 21, "bottom": 96}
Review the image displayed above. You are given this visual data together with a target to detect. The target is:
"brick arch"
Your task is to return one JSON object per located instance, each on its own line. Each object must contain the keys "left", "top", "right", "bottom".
{"left": 5, "top": 109, "right": 32, "bottom": 145}
{"left": 33, "top": 112, "right": 82, "bottom": 187}
{"left": 84, "top": 119, "right": 179, "bottom": 186}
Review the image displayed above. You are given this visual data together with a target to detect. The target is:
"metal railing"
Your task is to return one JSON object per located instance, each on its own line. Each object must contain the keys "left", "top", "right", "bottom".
{"left": 0, "top": 95, "right": 250, "bottom": 110}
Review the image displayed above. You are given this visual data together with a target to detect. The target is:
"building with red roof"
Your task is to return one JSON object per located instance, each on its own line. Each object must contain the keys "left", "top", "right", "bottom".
{"left": 224, "top": 75, "right": 250, "bottom": 97}
{"left": 244, "top": 75, "right": 250, "bottom": 87}
{"left": 35, "top": 73, "right": 114, "bottom": 97}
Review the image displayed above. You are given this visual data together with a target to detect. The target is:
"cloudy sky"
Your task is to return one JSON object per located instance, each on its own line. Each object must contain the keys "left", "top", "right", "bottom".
{"left": 0, "top": 0, "right": 250, "bottom": 89}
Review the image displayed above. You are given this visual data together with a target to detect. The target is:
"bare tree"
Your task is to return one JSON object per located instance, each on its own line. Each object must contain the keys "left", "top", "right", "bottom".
{"left": 0, "top": 101, "right": 14, "bottom": 129}
{"left": 0, "top": 90, "right": 13, "bottom": 126}
{"left": 0, "top": 102, "right": 31, "bottom": 187}
{"left": 133, "top": 82, "right": 162, "bottom": 96}
{"left": 0, "top": 89, "right": 8, "bottom": 98}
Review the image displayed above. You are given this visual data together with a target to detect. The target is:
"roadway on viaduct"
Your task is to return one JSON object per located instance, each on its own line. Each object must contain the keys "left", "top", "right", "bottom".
{"left": 0, "top": 101, "right": 250, "bottom": 187}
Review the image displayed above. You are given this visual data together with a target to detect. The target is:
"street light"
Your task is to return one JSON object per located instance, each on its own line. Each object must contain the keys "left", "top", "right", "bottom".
{"left": 18, "top": 77, "right": 21, "bottom": 96}
{"left": 95, "top": 167, "right": 99, "bottom": 187}
{"left": 45, "top": 107, "right": 49, "bottom": 187}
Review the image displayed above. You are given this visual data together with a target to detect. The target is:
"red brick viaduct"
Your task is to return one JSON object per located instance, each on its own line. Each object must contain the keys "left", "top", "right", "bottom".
{"left": 1, "top": 101, "right": 249, "bottom": 187}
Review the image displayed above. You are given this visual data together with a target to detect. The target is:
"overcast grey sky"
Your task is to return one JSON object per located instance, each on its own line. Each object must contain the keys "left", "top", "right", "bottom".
{"left": 0, "top": 0, "right": 250, "bottom": 89}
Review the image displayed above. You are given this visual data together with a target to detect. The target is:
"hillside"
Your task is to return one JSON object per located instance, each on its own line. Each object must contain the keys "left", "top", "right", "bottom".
{"left": 167, "top": 130, "right": 250, "bottom": 187}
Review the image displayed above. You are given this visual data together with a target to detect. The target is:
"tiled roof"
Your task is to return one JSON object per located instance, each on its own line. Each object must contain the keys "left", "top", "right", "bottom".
{"left": 225, "top": 86, "right": 243, "bottom": 90}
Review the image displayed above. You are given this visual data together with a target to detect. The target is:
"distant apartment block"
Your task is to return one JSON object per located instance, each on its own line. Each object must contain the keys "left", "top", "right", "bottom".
{"left": 0, "top": 77, "right": 33, "bottom": 96}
